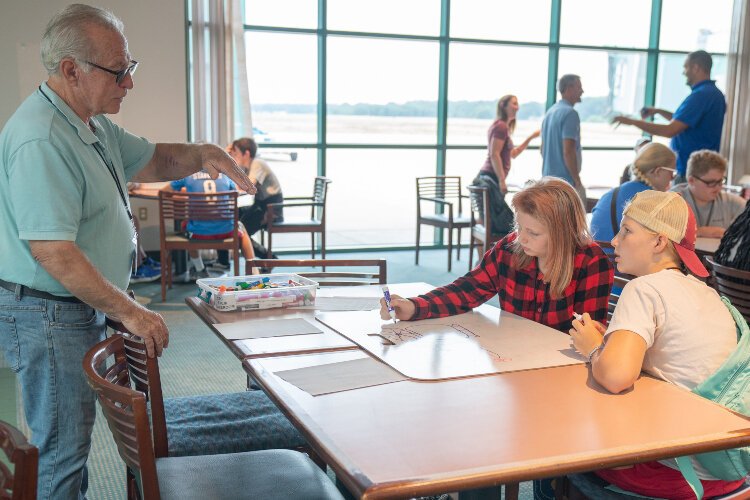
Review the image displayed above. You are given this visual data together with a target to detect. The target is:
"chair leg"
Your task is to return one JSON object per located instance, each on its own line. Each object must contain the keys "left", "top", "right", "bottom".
{"left": 457, "top": 227, "right": 461, "bottom": 260}
{"left": 447, "top": 226, "right": 453, "bottom": 272}
{"left": 233, "top": 247, "right": 240, "bottom": 277}
{"left": 469, "top": 237, "right": 474, "bottom": 270}
{"left": 267, "top": 231, "right": 273, "bottom": 261}
{"left": 160, "top": 252, "right": 167, "bottom": 302}
{"left": 504, "top": 482, "right": 520, "bottom": 500}
{"left": 321, "top": 230, "right": 326, "bottom": 260}
{"left": 415, "top": 223, "right": 421, "bottom": 265}
{"left": 311, "top": 233, "right": 315, "bottom": 259}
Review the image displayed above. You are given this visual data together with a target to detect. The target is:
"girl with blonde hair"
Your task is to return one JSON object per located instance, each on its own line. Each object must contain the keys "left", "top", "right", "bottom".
{"left": 591, "top": 142, "right": 677, "bottom": 242}
{"left": 570, "top": 191, "right": 743, "bottom": 498}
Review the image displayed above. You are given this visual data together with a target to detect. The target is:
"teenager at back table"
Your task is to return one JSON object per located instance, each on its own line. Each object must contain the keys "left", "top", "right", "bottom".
{"left": 380, "top": 177, "right": 614, "bottom": 500}
{"left": 570, "top": 191, "right": 744, "bottom": 499}
{"left": 162, "top": 170, "right": 256, "bottom": 280}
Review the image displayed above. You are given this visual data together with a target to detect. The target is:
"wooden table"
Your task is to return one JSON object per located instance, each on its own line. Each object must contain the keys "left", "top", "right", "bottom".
{"left": 185, "top": 282, "right": 434, "bottom": 360}
{"left": 244, "top": 343, "right": 750, "bottom": 499}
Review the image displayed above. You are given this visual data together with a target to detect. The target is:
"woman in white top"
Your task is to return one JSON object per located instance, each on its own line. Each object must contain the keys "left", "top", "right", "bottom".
{"left": 569, "top": 190, "right": 742, "bottom": 499}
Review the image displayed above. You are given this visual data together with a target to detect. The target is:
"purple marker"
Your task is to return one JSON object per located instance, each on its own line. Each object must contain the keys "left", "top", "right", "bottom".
{"left": 381, "top": 285, "right": 397, "bottom": 324}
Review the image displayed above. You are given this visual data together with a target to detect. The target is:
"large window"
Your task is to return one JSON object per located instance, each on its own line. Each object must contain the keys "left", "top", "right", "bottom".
{"left": 190, "top": 0, "right": 735, "bottom": 250}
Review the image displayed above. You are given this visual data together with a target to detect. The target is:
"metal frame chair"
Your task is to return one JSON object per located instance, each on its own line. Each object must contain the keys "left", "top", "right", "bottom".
{"left": 416, "top": 176, "right": 472, "bottom": 272}
{"left": 158, "top": 190, "right": 241, "bottom": 301}
{"left": 467, "top": 185, "right": 503, "bottom": 270}
{"left": 264, "top": 177, "right": 332, "bottom": 259}
{"left": 0, "top": 420, "right": 38, "bottom": 500}
{"left": 246, "top": 259, "right": 387, "bottom": 286}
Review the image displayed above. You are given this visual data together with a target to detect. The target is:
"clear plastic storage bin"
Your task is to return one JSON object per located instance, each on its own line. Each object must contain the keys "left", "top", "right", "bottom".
{"left": 196, "top": 274, "right": 317, "bottom": 311}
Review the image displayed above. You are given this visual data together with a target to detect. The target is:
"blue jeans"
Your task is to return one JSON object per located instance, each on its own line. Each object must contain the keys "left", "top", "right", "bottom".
{"left": 0, "top": 286, "right": 105, "bottom": 500}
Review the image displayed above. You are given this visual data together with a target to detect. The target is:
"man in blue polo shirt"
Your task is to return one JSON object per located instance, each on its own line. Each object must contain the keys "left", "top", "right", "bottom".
{"left": 540, "top": 74, "right": 586, "bottom": 201}
{"left": 0, "top": 5, "right": 254, "bottom": 499}
{"left": 612, "top": 50, "right": 726, "bottom": 185}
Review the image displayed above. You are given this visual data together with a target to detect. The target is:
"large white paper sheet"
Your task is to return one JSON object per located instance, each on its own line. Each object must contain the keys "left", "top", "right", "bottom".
{"left": 293, "top": 296, "right": 381, "bottom": 311}
{"left": 275, "top": 357, "right": 407, "bottom": 396}
{"left": 214, "top": 318, "right": 323, "bottom": 340}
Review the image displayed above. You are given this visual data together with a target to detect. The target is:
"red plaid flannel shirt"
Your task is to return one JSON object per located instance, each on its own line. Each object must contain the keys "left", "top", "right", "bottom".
{"left": 410, "top": 234, "right": 613, "bottom": 332}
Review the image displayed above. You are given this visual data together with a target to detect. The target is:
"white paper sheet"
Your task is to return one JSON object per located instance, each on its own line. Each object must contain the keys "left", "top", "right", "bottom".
{"left": 275, "top": 357, "right": 407, "bottom": 396}
{"left": 214, "top": 318, "right": 323, "bottom": 340}
{"left": 293, "top": 296, "right": 381, "bottom": 311}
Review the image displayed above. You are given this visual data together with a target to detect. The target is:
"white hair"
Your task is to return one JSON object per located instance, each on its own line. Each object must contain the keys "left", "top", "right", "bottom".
{"left": 40, "top": 3, "right": 125, "bottom": 75}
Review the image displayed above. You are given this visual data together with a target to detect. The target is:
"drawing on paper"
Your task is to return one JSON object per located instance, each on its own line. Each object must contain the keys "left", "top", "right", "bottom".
{"left": 369, "top": 322, "right": 511, "bottom": 362}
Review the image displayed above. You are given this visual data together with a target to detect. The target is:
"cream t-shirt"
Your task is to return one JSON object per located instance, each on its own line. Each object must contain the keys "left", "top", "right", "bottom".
{"left": 606, "top": 269, "right": 736, "bottom": 391}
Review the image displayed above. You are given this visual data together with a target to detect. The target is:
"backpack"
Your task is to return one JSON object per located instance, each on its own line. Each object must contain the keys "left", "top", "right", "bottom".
{"left": 674, "top": 297, "right": 750, "bottom": 499}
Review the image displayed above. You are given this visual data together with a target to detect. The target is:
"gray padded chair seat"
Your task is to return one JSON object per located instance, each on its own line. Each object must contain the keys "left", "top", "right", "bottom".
{"left": 156, "top": 449, "right": 344, "bottom": 500}
{"left": 162, "top": 391, "right": 307, "bottom": 457}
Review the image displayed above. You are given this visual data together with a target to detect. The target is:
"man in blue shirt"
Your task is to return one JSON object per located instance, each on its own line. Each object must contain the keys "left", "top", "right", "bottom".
{"left": 541, "top": 74, "right": 586, "bottom": 200}
{"left": 0, "top": 5, "right": 254, "bottom": 499}
{"left": 612, "top": 50, "right": 726, "bottom": 184}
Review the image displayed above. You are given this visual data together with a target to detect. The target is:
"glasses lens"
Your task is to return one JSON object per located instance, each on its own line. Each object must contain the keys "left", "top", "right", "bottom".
{"left": 116, "top": 61, "right": 138, "bottom": 84}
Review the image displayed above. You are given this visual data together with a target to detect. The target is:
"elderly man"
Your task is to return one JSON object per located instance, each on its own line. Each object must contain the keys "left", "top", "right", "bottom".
{"left": 541, "top": 74, "right": 585, "bottom": 200}
{"left": 612, "top": 50, "right": 726, "bottom": 185}
{"left": 0, "top": 4, "right": 254, "bottom": 499}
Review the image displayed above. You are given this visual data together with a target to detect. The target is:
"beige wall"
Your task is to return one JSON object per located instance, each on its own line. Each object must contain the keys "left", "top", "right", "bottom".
{"left": 0, "top": 0, "right": 187, "bottom": 143}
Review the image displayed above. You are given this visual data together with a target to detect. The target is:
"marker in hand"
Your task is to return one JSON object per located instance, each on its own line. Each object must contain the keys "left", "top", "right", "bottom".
{"left": 572, "top": 312, "right": 583, "bottom": 323}
{"left": 382, "top": 285, "right": 397, "bottom": 324}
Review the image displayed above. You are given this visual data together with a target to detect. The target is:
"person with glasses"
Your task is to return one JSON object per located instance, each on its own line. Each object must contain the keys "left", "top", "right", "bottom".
{"left": 611, "top": 50, "right": 726, "bottom": 185}
{"left": 0, "top": 5, "right": 254, "bottom": 499}
{"left": 591, "top": 143, "right": 677, "bottom": 244}
{"left": 671, "top": 150, "right": 746, "bottom": 238}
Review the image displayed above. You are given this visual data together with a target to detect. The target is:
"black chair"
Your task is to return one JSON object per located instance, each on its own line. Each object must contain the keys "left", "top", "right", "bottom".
{"left": 265, "top": 177, "right": 332, "bottom": 259}
{"left": 706, "top": 257, "right": 750, "bottom": 323}
{"left": 467, "top": 185, "right": 503, "bottom": 270}
{"left": 416, "top": 176, "right": 472, "bottom": 272}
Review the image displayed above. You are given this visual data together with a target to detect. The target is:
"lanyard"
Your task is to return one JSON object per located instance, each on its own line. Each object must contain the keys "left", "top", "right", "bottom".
{"left": 688, "top": 189, "right": 714, "bottom": 227}
{"left": 38, "top": 86, "right": 133, "bottom": 223}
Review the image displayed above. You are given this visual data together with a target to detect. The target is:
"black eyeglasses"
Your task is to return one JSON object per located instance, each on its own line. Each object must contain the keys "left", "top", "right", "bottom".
{"left": 84, "top": 60, "right": 138, "bottom": 85}
{"left": 693, "top": 174, "right": 726, "bottom": 188}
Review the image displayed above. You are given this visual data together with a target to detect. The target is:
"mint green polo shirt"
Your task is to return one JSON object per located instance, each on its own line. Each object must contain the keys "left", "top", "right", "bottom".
{"left": 0, "top": 82, "right": 155, "bottom": 296}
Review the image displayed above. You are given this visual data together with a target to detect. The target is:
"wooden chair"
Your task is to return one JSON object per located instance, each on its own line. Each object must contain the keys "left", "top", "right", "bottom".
{"left": 0, "top": 420, "right": 38, "bottom": 500}
{"left": 104, "top": 318, "right": 310, "bottom": 460}
{"left": 416, "top": 176, "right": 471, "bottom": 272}
{"left": 83, "top": 335, "right": 343, "bottom": 500}
{"left": 467, "top": 185, "right": 503, "bottom": 270}
{"left": 246, "top": 259, "right": 386, "bottom": 286}
{"left": 158, "top": 190, "right": 241, "bottom": 301}
{"left": 706, "top": 257, "right": 750, "bottom": 322}
{"left": 264, "top": 177, "right": 332, "bottom": 259}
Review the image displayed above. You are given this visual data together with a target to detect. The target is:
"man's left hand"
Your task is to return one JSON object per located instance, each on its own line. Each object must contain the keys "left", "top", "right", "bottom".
{"left": 201, "top": 144, "right": 256, "bottom": 194}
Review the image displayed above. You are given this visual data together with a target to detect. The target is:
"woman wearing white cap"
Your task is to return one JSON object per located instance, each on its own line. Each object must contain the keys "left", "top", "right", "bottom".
{"left": 569, "top": 190, "right": 743, "bottom": 498}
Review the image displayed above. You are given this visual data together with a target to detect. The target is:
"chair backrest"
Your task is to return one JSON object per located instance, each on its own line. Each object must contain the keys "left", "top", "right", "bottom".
{"left": 245, "top": 259, "right": 387, "bottom": 286}
{"left": 0, "top": 420, "right": 38, "bottom": 500}
{"left": 607, "top": 275, "right": 631, "bottom": 321}
{"left": 312, "top": 177, "right": 332, "bottom": 221}
{"left": 158, "top": 190, "right": 239, "bottom": 237}
{"left": 416, "top": 176, "right": 465, "bottom": 216}
{"left": 467, "top": 185, "right": 490, "bottom": 238}
{"left": 83, "top": 335, "right": 163, "bottom": 499}
{"left": 706, "top": 257, "right": 750, "bottom": 322}
{"left": 105, "top": 318, "right": 170, "bottom": 458}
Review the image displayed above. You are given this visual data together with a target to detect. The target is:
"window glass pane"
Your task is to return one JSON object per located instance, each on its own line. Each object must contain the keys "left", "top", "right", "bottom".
{"left": 558, "top": 49, "right": 647, "bottom": 147}
{"left": 580, "top": 150, "right": 637, "bottom": 188}
{"left": 326, "top": 149, "right": 437, "bottom": 248}
{"left": 445, "top": 149, "right": 543, "bottom": 194}
{"left": 244, "top": 0, "right": 317, "bottom": 29}
{"left": 253, "top": 147, "right": 317, "bottom": 251}
{"left": 450, "top": 0, "right": 551, "bottom": 43}
{"left": 327, "top": 0, "right": 440, "bottom": 36}
{"left": 447, "top": 44, "right": 548, "bottom": 145}
{"left": 654, "top": 53, "right": 727, "bottom": 122}
{"left": 659, "top": 0, "right": 733, "bottom": 53}
{"left": 327, "top": 37, "right": 439, "bottom": 144}
{"left": 560, "top": 0, "right": 651, "bottom": 48}
{"left": 245, "top": 32, "right": 317, "bottom": 143}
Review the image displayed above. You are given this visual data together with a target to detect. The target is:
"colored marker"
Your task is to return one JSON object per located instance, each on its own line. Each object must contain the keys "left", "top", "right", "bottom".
{"left": 381, "top": 285, "right": 397, "bottom": 324}
{"left": 572, "top": 312, "right": 583, "bottom": 322}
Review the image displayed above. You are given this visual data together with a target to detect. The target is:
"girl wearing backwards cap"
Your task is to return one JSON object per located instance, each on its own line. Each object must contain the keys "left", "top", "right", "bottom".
{"left": 569, "top": 190, "right": 743, "bottom": 499}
